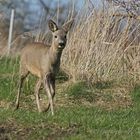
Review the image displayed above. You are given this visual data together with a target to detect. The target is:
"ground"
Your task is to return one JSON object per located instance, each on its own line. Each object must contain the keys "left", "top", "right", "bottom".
{"left": 0, "top": 57, "right": 140, "bottom": 140}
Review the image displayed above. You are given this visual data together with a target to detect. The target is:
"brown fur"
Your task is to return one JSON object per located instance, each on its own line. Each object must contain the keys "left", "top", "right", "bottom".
{"left": 15, "top": 19, "right": 74, "bottom": 115}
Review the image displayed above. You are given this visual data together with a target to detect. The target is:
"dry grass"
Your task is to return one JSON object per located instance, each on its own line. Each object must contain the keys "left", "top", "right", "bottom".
{"left": 60, "top": 3, "right": 140, "bottom": 89}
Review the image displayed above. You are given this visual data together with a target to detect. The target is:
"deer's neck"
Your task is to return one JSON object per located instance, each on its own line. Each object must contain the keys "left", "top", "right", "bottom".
{"left": 48, "top": 44, "right": 63, "bottom": 71}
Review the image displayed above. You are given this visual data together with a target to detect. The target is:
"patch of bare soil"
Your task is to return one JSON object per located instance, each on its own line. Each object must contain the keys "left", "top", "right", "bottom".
{"left": 46, "top": 123, "right": 80, "bottom": 139}
{"left": 0, "top": 101, "right": 10, "bottom": 109}
{"left": 0, "top": 121, "right": 80, "bottom": 140}
{"left": 0, "top": 122, "right": 33, "bottom": 140}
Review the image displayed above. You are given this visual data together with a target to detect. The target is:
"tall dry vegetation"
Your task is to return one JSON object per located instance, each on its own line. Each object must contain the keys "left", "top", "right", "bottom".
{"left": 1, "top": 1, "right": 140, "bottom": 89}
{"left": 61, "top": 2, "right": 140, "bottom": 88}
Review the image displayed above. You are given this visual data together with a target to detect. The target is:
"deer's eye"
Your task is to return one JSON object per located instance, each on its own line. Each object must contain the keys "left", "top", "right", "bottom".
{"left": 64, "top": 35, "right": 66, "bottom": 39}
{"left": 55, "top": 35, "right": 57, "bottom": 38}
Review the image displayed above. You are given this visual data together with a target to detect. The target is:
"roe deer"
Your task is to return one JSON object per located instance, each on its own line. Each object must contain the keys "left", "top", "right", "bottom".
{"left": 15, "top": 19, "right": 74, "bottom": 115}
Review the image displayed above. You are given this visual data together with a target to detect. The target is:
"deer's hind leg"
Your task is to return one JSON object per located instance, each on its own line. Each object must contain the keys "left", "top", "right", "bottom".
{"left": 15, "top": 66, "right": 29, "bottom": 110}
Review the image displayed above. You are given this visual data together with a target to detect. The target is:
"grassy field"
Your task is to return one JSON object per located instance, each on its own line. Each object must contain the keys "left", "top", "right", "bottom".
{"left": 0, "top": 57, "right": 140, "bottom": 140}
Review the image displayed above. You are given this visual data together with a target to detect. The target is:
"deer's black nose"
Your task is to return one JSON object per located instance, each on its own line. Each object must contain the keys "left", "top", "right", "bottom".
{"left": 59, "top": 42, "right": 65, "bottom": 47}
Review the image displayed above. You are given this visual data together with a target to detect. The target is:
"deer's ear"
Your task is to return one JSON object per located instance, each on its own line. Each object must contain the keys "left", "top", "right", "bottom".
{"left": 62, "top": 19, "right": 74, "bottom": 32}
{"left": 48, "top": 20, "right": 58, "bottom": 32}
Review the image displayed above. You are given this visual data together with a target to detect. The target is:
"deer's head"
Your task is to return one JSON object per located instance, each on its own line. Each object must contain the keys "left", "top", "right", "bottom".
{"left": 48, "top": 19, "right": 74, "bottom": 50}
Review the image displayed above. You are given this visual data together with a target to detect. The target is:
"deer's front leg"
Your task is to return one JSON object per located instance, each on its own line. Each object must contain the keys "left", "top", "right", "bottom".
{"left": 44, "top": 74, "right": 54, "bottom": 115}
{"left": 35, "top": 78, "right": 42, "bottom": 112}
{"left": 46, "top": 74, "right": 55, "bottom": 112}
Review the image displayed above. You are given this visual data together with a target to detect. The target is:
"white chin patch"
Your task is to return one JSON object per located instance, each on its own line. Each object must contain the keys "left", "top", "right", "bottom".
{"left": 58, "top": 45, "right": 63, "bottom": 49}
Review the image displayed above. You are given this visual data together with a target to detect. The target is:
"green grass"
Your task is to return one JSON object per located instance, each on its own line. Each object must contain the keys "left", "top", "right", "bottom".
{"left": 0, "top": 57, "right": 140, "bottom": 140}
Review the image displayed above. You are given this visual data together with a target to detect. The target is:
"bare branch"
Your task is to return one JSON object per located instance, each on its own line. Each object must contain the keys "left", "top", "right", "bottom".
{"left": 39, "top": 0, "right": 49, "bottom": 13}
{"left": 106, "top": 0, "right": 140, "bottom": 17}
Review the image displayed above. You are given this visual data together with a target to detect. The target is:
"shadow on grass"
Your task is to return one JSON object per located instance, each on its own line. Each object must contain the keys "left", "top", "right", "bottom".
{"left": 93, "top": 80, "right": 114, "bottom": 89}
{"left": 131, "top": 85, "right": 140, "bottom": 108}
{"left": 66, "top": 81, "right": 116, "bottom": 103}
